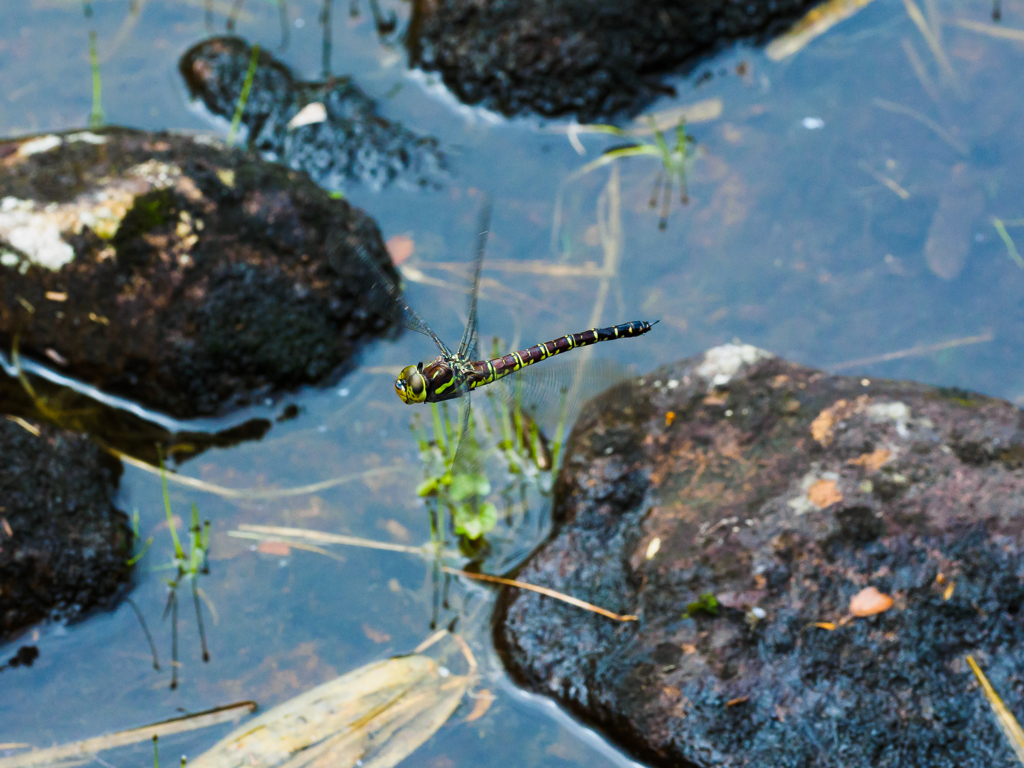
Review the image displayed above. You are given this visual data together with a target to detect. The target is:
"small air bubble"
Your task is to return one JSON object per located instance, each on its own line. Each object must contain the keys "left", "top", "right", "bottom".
{"left": 438, "top": 666, "right": 451, "bottom": 677}
{"left": 317, "top": 424, "right": 328, "bottom": 433}
{"left": 667, "top": 379, "right": 679, "bottom": 389}
{"left": 861, "top": 379, "right": 870, "bottom": 387}
{"left": 295, "top": 17, "right": 305, "bottom": 27}
{"left": 732, "top": 526, "right": 740, "bottom": 533}
{"left": 725, "top": 409, "right": 733, "bottom": 417}
{"left": 604, "top": 446, "right": 614, "bottom": 455}
{"left": 653, "top": 380, "right": 663, "bottom": 388}
{"left": 338, "top": 387, "right": 350, "bottom": 397}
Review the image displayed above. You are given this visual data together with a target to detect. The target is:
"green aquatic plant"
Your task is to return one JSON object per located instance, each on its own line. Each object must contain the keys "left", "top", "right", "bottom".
{"left": 154, "top": 454, "right": 212, "bottom": 689}
{"left": 993, "top": 217, "right": 1024, "bottom": 269}
{"left": 683, "top": 592, "right": 720, "bottom": 619}
{"left": 410, "top": 344, "right": 569, "bottom": 543}
{"left": 228, "top": 43, "right": 261, "bottom": 146}
{"left": 82, "top": 1, "right": 104, "bottom": 128}
{"left": 554, "top": 118, "right": 695, "bottom": 251}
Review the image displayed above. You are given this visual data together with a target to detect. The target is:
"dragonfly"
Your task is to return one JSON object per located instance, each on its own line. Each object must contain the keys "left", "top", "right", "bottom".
{"left": 348, "top": 204, "right": 657, "bottom": 490}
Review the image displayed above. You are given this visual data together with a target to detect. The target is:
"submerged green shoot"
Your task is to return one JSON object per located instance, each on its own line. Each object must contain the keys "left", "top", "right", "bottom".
{"left": 410, "top": 350, "right": 570, "bottom": 543}
{"left": 228, "top": 43, "right": 261, "bottom": 146}
{"left": 153, "top": 453, "right": 213, "bottom": 689}
{"left": 554, "top": 118, "right": 695, "bottom": 249}
{"left": 82, "top": 1, "right": 104, "bottom": 128}
{"left": 993, "top": 217, "right": 1024, "bottom": 269}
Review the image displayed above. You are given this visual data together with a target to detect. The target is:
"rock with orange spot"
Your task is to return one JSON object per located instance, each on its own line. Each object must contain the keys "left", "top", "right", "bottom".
{"left": 498, "top": 345, "right": 1024, "bottom": 767}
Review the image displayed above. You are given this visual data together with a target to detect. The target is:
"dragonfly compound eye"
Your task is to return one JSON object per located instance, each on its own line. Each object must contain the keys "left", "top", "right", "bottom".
{"left": 396, "top": 365, "right": 427, "bottom": 404}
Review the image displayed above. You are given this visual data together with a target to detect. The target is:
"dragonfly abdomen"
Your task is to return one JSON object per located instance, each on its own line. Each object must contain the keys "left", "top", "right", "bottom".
{"left": 471, "top": 320, "right": 657, "bottom": 387}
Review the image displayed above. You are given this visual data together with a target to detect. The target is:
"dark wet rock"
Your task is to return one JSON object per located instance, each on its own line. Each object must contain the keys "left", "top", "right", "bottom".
{"left": 496, "top": 344, "right": 1024, "bottom": 767}
{"left": 0, "top": 126, "right": 397, "bottom": 419}
{"left": 408, "top": 0, "right": 818, "bottom": 121}
{"left": 180, "top": 37, "right": 445, "bottom": 191}
{"left": 0, "top": 417, "right": 130, "bottom": 641}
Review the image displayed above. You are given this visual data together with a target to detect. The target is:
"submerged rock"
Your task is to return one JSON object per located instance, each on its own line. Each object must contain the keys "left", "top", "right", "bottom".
{"left": 180, "top": 37, "right": 445, "bottom": 191}
{"left": 924, "top": 163, "right": 986, "bottom": 280}
{"left": 0, "top": 127, "right": 397, "bottom": 419}
{"left": 0, "top": 416, "right": 130, "bottom": 640}
{"left": 408, "top": 0, "right": 817, "bottom": 121}
{"left": 496, "top": 344, "right": 1024, "bottom": 766}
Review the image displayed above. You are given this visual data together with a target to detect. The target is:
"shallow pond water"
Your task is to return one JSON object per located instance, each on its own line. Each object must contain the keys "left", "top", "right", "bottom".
{"left": 3, "top": 0, "right": 1024, "bottom": 764}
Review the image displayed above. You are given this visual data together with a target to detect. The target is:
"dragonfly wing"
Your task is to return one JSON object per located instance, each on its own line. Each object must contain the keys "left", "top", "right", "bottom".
{"left": 484, "top": 356, "right": 637, "bottom": 430}
{"left": 456, "top": 202, "right": 492, "bottom": 362}
{"left": 329, "top": 230, "right": 452, "bottom": 357}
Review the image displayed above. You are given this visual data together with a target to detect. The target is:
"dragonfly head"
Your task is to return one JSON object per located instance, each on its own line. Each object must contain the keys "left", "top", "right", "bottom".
{"left": 395, "top": 363, "right": 428, "bottom": 404}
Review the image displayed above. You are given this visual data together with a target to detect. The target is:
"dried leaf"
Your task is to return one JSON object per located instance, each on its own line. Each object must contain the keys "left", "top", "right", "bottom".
{"left": 645, "top": 537, "right": 662, "bottom": 560}
{"left": 0, "top": 703, "right": 256, "bottom": 768}
{"left": 386, "top": 235, "right": 415, "bottom": 266}
{"left": 362, "top": 624, "right": 392, "bottom": 644}
{"left": 464, "top": 690, "right": 495, "bottom": 722}
{"left": 257, "top": 541, "right": 291, "bottom": 556}
{"left": 849, "top": 587, "right": 894, "bottom": 617}
{"left": 287, "top": 102, "right": 327, "bottom": 130}
{"left": 766, "top": 0, "right": 879, "bottom": 60}
{"left": 188, "top": 654, "right": 470, "bottom": 768}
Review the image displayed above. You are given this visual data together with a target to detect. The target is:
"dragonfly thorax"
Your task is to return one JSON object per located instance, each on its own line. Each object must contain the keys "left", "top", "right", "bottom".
{"left": 395, "top": 356, "right": 469, "bottom": 405}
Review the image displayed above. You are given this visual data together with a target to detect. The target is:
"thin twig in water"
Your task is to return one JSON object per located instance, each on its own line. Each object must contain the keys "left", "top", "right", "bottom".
{"left": 858, "top": 160, "right": 910, "bottom": 199}
{"left": 229, "top": 525, "right": 634, "bottom": 620}
{"left": 231, "top": 523, "right": 452, "bottom": 556}
{"left": 902, "top": 0, "right": 963, "bottom": 97}
{"left": 830, "top": 330, "right": 994, "bottom": 371}
{"left": 872, "top": 98, "right": 969, "bottom": 155}
{"left": 956, "top": 17, "right": 1024, "bottom": 42}
{"left": 0, "top": 703, "right": 256, "bottom": 768}
{"left": 441, "top": 567, "right": 637, "bottom": 622}
{"left": 424, "top": 259, "right": 612, "bottom": 278}
{"left": 900, "top": 36, "right": 942, "bottom": 107}
{"left": 966, "top": 655, "right": 1024, "bottom": 764}
{"left": 106, "top": 447, "right": 407, "bottom": 499}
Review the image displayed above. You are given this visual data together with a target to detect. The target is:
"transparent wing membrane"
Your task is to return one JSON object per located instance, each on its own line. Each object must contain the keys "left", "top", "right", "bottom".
{"left": 330, "top": 230, "right": 451, "bottom": 357}
{"left": 449, "top": 356, "right": 636, "bottom": 486}
{"left": 457, "top": 202, "right": 492, "bottom": 362}
{"left": 484, "top": 355, "right": 635, "bottom": 428}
